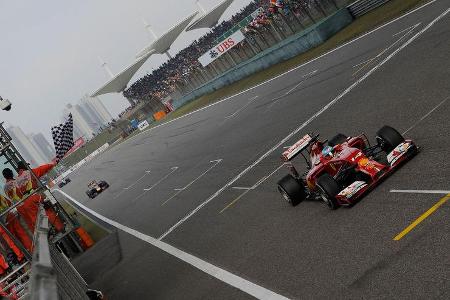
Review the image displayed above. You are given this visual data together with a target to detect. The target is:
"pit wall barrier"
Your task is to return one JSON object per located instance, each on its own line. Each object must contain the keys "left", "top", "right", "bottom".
{"left": 173, "top": 8, "right": 353, "bottom": 110}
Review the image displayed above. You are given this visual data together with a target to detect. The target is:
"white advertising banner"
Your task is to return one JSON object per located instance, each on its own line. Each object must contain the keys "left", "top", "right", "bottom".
{"left": 198, "top": 30, "right": 246, "bottom": 67}
{"left": 138, "top": 120, "right": 150, "bottom": 131}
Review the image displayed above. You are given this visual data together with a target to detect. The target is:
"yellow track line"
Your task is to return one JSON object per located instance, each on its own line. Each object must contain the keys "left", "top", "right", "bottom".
{"left": 394, "top": 194, "right": 450, "bottom": 241}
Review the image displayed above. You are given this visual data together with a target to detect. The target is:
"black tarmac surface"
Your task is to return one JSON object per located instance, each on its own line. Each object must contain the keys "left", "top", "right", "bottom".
{"left": 57, "top": 2, "right": 450, "bottom": 298}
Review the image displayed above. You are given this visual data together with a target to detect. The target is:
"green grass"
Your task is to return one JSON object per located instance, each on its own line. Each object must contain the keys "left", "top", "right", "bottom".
{"left": 165, "top": 0, "right": 429, "bottom": 120}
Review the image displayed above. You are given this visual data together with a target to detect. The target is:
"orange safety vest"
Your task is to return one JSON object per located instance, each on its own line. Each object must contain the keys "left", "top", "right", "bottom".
{"left": 3, "top": 180, "right": 22, "bottom": 203}
{"left": 0, "top": 195, "right": 12, "bottom": 212}
{"left": 15, "top": 170, "right": 35, "bottom": 196}
{"left": 15, "top": 164, "right": 54, "bottom": 197}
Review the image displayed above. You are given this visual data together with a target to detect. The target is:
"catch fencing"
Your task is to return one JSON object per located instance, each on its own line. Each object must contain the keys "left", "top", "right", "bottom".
{"left": 28, "top": 206, "right": 89, "bottom": 300}
{"left": 347, "top": 0, "right": 391, "bottom": 18}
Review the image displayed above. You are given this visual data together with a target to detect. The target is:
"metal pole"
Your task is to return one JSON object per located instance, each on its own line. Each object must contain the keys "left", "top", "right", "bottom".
{"left": 211, "top": 62, "right": 221, "bottom": 76}
{"left": 98, "top": 57, "right": 114, "bottom": 78}
{"left": 245, "top": 36, "right": 259, "bottom": 55}
{"left": 226, "top": 51, "right": 238, "bottom": 66}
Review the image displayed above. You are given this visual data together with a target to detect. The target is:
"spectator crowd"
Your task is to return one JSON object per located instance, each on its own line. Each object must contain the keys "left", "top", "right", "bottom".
{"left": 123, "top": 0, "right": 336, "bottom": 104}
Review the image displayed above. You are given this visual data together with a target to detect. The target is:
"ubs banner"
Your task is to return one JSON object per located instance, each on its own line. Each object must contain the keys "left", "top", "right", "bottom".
{"left": 198, "top": 30, "right": 246, "bottom": 67}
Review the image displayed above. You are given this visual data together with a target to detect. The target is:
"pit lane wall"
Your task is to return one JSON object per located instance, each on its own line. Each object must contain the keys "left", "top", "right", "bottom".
{"left": 173, "top": 8, "right": 353, "bottom": 110}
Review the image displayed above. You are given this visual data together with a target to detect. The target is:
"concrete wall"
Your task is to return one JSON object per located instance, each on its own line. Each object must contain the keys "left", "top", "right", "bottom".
{"left": 173, "top": 8, "right": 353, "bottom": 109}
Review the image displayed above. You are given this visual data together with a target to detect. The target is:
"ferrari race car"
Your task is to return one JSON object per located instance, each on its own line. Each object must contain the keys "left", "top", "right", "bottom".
{"left": 58, "top": 177, "right": 71, "bottom": 188}
{"left": 277, "top": 125, "right": 418, "bottom": 209}
{"left": 86, "top": 180, "right": 109, "bottom": 199}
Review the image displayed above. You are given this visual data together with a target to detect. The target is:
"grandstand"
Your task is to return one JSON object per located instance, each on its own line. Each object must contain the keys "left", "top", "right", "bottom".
{"left": 123, "top": 0, "right": 342, "bottom": 105}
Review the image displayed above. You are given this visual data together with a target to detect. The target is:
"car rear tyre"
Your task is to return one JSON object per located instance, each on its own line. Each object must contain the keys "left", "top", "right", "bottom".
{"left": 376, "top": 125, "right": 404, "bottom": 152}
{"left": 327, "top": 133, "right": 348, "bottom": 147}
{"left": 316, "top": 174, "right": 340, "bottom": 210}
{"left": 277, "top": 175, "right": 306, "bottom": 206}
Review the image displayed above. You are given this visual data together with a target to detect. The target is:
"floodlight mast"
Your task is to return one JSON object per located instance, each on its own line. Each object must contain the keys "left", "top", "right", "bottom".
{"left": 98, "top": 56, "right": 114, "bottom": 79}
{"left": 142, "top": 19, "right": 158, "bottom": 41}
{"left": 141, "top": 19, "right": 173, "bottom": 59}
{"left": 196, "top": 0, "right": 207, "bottom": 14}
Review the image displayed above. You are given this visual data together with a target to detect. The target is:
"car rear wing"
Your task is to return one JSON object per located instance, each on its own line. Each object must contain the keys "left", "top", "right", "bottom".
{"left": 282, "top": 134, "right": 317, "bottom": 161}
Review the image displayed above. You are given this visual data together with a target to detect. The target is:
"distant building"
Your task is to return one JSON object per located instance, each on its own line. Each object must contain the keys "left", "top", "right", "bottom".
{"left": 30, "top": 133, "right": 55, "bottom": 162}
{"left": 61, "top": 96, "right": 113, "bottom": 141}
{"left": 79, "top": 101, "right": 103, "bottom": 130}
{"left": 7, "top": 126, "right": 47, "bottom": 167}
{"left": 63, "top": 104, "right": 96, "bottom": 139}
{"left": 80, "top": 95, "right": 113, "bottom": 125}
{"left": 72, "top": 123, "right": 84, "bottom": 141}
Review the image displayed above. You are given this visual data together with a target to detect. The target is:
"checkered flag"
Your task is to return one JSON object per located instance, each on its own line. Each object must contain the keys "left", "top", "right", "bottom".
{"left": 51, "top": 113, "right": 74, "bottom": 161}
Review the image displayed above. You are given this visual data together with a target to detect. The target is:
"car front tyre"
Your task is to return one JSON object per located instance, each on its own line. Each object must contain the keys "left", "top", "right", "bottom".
{"left": 316, "top": 174, "right": 340, "bottom": 210}
{"left": 376, "top": 125, "right": 405, "bottom": 153}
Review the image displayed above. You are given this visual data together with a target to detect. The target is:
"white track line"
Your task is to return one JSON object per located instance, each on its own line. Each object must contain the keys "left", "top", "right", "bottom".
{"left": 121, "top": 0, "right": 438, "bottom": 146}
{"left": 158, "top": 7, "right": 450, "bottom": 240}
{"left": 114, "top": 170, "right": 151, "bottom": 199}
{"left": 53, "top": 189, "right": 289, "bottom": 300}
{"left": 284, "top": 69, "right": 318, "bottom": 96}
{"left": 402, "top": 96, "right": 449, "bottom": 134}
{"left": 124, "top": 171, "right": 151, "bottom": 190}
{"left": 162, "top": 159, "right": 222, "bottom": 205}
{"left": 224, "top": 96, "right": 259, "bottom": 119}
{"left": 222, "top": 164, "right": 286, "bottom": 213}
{"left": 353, "top": 23, "right": 420, "bottom": 76}
{"left": 390, "top": 189, "right": 450, "bottom": 194}
{"left": 392, "top": 23, "right": 421, "bottom": 37}
{"left": 143, "top": 167, "right": 179, "bottom": 191}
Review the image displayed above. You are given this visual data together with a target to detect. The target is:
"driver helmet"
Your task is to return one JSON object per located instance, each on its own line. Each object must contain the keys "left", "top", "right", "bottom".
{"left": 322, "top": 145, "right": 334, "bottom": 159}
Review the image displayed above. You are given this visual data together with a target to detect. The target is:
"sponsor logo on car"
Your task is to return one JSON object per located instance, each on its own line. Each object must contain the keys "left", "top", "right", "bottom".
{"left": 282, "top": 134, "right": 313, "bottom": 161}
{"left": 387, "top": 142, "right": 412, "bottom": 165}
{"left": 338, "top": 181, "right": 367, "bottom": 199}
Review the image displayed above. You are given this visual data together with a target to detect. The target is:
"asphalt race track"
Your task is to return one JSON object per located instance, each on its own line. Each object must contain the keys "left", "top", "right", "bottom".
{"left": 55, "top": 1, "right": 450, "bottom": 299}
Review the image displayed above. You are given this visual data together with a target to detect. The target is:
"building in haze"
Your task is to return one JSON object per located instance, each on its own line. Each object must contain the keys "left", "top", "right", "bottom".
{"left": 7, "top": 126, "right": 47, "bottom": 167}
{"left": 30, "top": 133, "right": 55, "bottom": 162}
{"left": 80, "top": 95, "right": 112, "bottom": 125}
{"left": 63, "top": 104, "right": 96, "bottom": 139}
{"left": 62, "top": 96, "right": 113, "bottom": 141}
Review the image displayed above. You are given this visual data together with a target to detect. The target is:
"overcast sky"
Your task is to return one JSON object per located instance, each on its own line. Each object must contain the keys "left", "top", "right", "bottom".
{"left": 0, "top": 0, "right": 252, "bottom": 140}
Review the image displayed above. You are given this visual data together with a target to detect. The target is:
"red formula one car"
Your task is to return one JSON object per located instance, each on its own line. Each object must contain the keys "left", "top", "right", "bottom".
{"left": 277, "top": 126, "right": 418, "bottom": 209}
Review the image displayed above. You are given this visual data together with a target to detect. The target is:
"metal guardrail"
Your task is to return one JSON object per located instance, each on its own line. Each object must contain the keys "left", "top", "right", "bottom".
{"left": 347, "top": 0, "right": 391, "bottom": 18}
{"left": 28, "top": 206, "right": 89, "bottom": 300}
{"left": 29, "top": 208, "right": 58, "bottom": 300}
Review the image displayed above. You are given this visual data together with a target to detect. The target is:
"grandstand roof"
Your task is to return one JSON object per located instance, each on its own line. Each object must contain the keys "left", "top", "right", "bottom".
{"left": 186, "top": 0, "right": 234, "bottom": 31}
{"left": 136, "top": 11, "right": 199, "bottom": 58}
{"left": 91, "top": 49, "right": 155, "bottom": 97}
